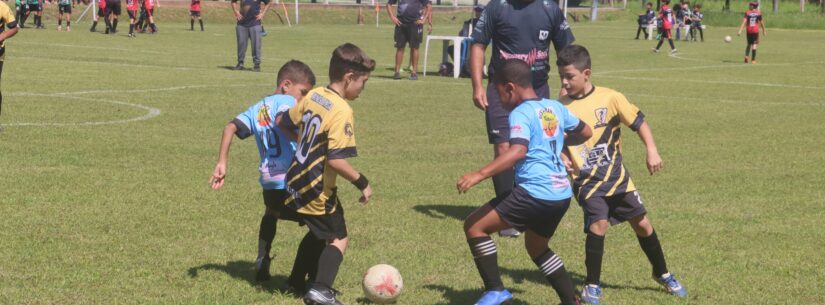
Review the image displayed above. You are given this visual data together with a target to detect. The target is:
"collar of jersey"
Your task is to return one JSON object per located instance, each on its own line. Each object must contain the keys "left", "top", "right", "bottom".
{"left": 568, "top": 85, "right": 596, "bottom": 100}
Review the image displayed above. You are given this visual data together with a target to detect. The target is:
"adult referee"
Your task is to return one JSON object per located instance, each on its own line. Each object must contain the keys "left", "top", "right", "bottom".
{"left": 0, "top": 0, "right": 18, "bottom": 118}
{"left": 231, "top": 0, "right": 269, "bottom": 72}
{"left": 470, "top": 0, "right": 574, "bottom": 237}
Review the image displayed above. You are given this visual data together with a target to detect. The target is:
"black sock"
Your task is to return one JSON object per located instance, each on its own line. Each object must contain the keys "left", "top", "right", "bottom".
{"left": 751, "top": 49, "right": 757, "bottom": 60}
{"left": 585, "top": 232, "right": 605, "bottom": 285}
{"left": 257, "top": 214, "right": 278, "bottom": 260}
{"left": 668, "top": 39, "right": 675, "bottom": 50}
{"left": 67, "top": 20, "right": 70, "bottom": 27}
{"left": 655, "top": 39, "right": 664, "bottom": 50}
{"left": 533, "top": 249, "right": 578, "bottom": 305}
{"left": 745, "top": 44, "right": 752, "bottom": 56}
{"left": 636, "top": 26, "right": 642, "bottom": 38}
{"left": 104, "top": 16, "right": 112, "bottom": 30}
{"left": 113, "top": 19, "right": 118, "bottom": 31}
{"left": 468, "top": 236, "right": 504, "bottom": 291}
{"left": 491, "top": 168, "right": 514, "bottom": 197}
{"left": 58, "top": 19, "right": 62, "bottom": 26}
{"left": 314, "top": 245, "right": 343, "bottom": 289}
{"left": 190, "top": 19, "right": 194, "bottom": 29}
{"left": 199, "top": 19, "right": 203, "bottom": 31}
{"left": 637, "top": 230, "right": 669, "bottom": 277}
{"left": 35, "top": 15, "right": 40, "bottom": 26}
{"left": 129, "top": 24, "right": 134, "bottom": 34}
{"left": 290, "top": 232, "right": 325, "bottom": 286}
{"left": 91, "top": 20, "right": 97, "bottom": 30}
{"left": 150, "top": 23, "right": 156, "bottom": 32}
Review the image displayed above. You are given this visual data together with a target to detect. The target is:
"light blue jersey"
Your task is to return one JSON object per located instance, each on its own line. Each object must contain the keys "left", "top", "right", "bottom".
{"left": 509, "top": 98, "right": 583, "bottom": 201}
{"left": 232, "top": 95, "right": 297, "bottom": 190}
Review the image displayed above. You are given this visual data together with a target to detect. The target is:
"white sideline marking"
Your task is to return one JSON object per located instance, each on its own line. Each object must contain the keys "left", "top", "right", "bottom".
{"left": 600, "top": 74, "right": 825, "bottom": 90}
{"left": 0, "top": 94, "right": 162, "bottom": 127}
{"left": 597, "top": 61, "right": 825, "bottom": 75}
{"left": 16, "top": 41, "right": 167, "bottom": 55}
{"left": 626, "top": 92, "right": 824, "bottom": 107}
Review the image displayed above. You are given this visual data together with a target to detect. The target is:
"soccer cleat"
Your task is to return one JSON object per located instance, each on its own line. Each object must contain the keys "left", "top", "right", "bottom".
{"left": 580, "top": 284, "right": 602, "bottom": 304}
{"left": 253, "top": 65, "right": 261, "bottom": 72}
{"left": 303, "top": 284, "right": 345, "bottom": 305}
{"left": 751, "top": 60, "right": 758, "bottom": 64}
{"left": 498, "top": 228, "right": 520, "bottom": 238}
{"left": 744, "top": 56, "right": 750, "bottom": 63}
{"left": 234, "top": 64, "right": 244, "bottom": 71}
{"left": 651, "top": 48, "right": 659, "bottom": 53}
{"left": 474, "top": 289, "right": 513, "bottom": 305}
{"left": 57, "top": 25, "right": 62, "bottom": 31}
{"left": 255, "top": 255, "right": 271, "bottom": 282}
{"left": 669, "top": 49, "right": 678, "bottom": 55}
{"left": 128, "top": 33, "right": 134, "bottom": 37}
{"left": 66, "top": 26, "right": 71, "bottom": 32}
{"left": 409, "top": 73, "right": 418, "bottom": 81}
{"left": 393, "top": 72, "right": 401, "bottom": 80}
{"left": 654, "top": 273, "right": 687, "bottom": 297}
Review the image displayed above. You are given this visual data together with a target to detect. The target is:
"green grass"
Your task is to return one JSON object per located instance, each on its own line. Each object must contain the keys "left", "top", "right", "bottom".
{"left": 1, "top": 10, "right": 825, "bottom": 305}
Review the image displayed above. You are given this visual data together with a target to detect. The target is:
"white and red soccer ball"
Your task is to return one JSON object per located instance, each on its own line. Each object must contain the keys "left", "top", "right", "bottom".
{"left": 362, "top": 264, "right": 403, "bottom": 304}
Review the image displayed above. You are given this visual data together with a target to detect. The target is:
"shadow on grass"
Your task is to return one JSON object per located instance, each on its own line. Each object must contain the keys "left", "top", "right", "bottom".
{"left": 500, "top": 267, "right": 661, "bottom": 293}
{"left": 413, "top": 204, "right": 475, "bottom": 221}
{"left": 423, "top": 284, "right": 530, "bottom": 305}
{"left": 187, "top": 260, "right": 300, "bottom": 295}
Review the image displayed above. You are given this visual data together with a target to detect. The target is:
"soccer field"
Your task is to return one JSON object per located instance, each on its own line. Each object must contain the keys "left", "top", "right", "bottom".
{"left": 1, "top": 15, "right": 824, "bottom": 304}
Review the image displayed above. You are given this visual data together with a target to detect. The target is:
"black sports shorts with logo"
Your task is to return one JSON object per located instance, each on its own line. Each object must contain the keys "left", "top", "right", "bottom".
{"left": 489, "top": 186, "right": 571, "bottom": 239}
{"left": 394, "top": 23, "right": 423, "bottom": 49}
{"left": 577, "top": 191, "right": 647, "bottom": 234}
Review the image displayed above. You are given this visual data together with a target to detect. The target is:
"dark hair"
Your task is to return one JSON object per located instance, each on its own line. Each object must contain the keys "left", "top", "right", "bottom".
{"left": 694, "top": 3, "right": 701, "bottom": 8}
{"left": 556, "top": 45, "right": 592, "bottom": 71}
{"left": 662, "top": 0, "right": 669, "bottom": 4}
{"left": 329, "top": 43, "right": 376, "bottom": 82}
{"left": 646, "top": 2, "right": 652, "bottom": 5}
{"left": 277, "top": 60, "right": 316, "bottom": 87}
{"left": 492, "top": 59, "right": 532, "bottom": 88}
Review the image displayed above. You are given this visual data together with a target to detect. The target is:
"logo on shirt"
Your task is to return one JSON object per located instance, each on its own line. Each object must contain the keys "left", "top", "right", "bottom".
{"left": 538, "top": 30, "right": 549, "bottom": 41}
{"left": 256, "top": 104, "right": 272, "bottom": 127}
{"left": 580, "top": 143, "right": 611, "bottom": 169}
{"left": 594, "top": 107, "right": 608, "bottom": 129}
{"left": 539, "top": 108, "right": 559, "bottom": 137}
{"left": 344, "top": 123, "right": 354, "bottom": 138}
{"left": 499, "top": 48, "right": 549, "bottom": 66}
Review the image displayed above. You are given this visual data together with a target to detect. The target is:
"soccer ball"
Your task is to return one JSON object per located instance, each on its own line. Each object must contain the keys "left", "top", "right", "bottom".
{"left": 724, "top": 35, "right": 732, "bottom": 43}
{"left": 362, "top": 264, "right": 403, "bottom": 304}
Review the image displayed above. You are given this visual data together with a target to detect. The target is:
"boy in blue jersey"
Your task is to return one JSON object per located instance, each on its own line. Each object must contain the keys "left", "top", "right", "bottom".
{"left": 556, "top": 45, "right": 687, "bottom": 304}
{"left": 458, "top": 59, "right": 592, "bottom": 305}
{"left": 210, "top": 60, "right": 320, "bottom": 287}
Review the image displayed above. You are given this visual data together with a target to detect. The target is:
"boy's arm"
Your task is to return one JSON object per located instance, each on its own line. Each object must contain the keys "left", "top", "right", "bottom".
{"left": 275, "top": 112, "right": 298, "bottom": 141}
{"left": 737, "top": 17, "right": 746, "bottom": 35}
{"left": 760, "top": 19, "right": 766, "bottom": 36}
{"left": 327, "top": 158, "right": 372, "bottom": 204}
{"left": 210, "top": 123, "right": 239, "bottom": 190}
{"left": 230, "top": 0, "right": 241, "bottom": 21}
{"left": 426, "top": 2, "right": 432, "bottom": 34}
{"left": 635, "top": 121, "right": 663, "bottom": 175}
{"left": 457, "top": 144, "right": 527, "bottom": 193}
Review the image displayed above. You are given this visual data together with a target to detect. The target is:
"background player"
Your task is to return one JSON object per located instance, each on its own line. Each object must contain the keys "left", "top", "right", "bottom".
{"left": 689, "top": 4, "right": 703, "bottom": 42}
{"left": 25, "top": 0, "right": 43, "bottom": 29}
{"left": 56, "top": 0, "right": 70, "bottom": 31}
{"left": 276, "top": 43, "right": 375, "bottom": 305}
{"left": 470, "top": 0, "right": 575, "bottom": 238}
{"left": 142, "top": 0, "right": 157, "bottom": 33}
{"left": 556, "top": 45, "right": 687, "bottom": 304}
{"left": 14, "top": 0, "right": 27, "bottom": 28}
{"left": 189, "top": 0, "right": 202, "bottom": 31}
{"left": 738, "top": 1, "right": 766, "bottom": 64}
{"left": 458, "top": 59, "right": 591, "bottom": 305}
{"left": 652, "top": 0, "right": 677, "bottom": 54}
{"left": 210, "top": 60, "right": 318, "bottom": 285}
{"left": 635, "top": 2, "right": 654, "bottom": 40}
{"left": 89, "top": 0, "right": 106, "bottom": 32}
{"left": 126, "top": 0, "right": 137, "bottom": 36}
{"left": 0, "top": 0, "right": 18, "bottom": 119}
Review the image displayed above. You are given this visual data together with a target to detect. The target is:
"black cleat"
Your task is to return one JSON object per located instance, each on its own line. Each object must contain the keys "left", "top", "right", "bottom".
{"left": 252, "top": 65, "right": 261, "bottom": 72}
{"left": 255, "top": 255, "right": 272, "bottom": 282}
{"left": 234, "top": 64, "right": 244, "bottom": 71}
{"left": 303, "top": 284, "right": 345, "bottom": 305}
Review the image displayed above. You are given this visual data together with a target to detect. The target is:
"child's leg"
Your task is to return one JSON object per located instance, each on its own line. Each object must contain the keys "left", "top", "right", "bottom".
{"left": 668, "top": 38, "right": 675, "bottom": 50}
{"left": 58, "top": 12, "right": 62, "bottom": 27}
{"left": 289, "top": 231, "right": 325, "bottom": 290}
{"left": 190, "top": 15, "right": 194, "bottom": 30}
{"left": 464, "top": 203, "right": 511, "bottom": 292}
{"left": 628, "top": 214, "right": 670, "bottom": 278}
{"left": 198, "top": 16, "right": 203, "bottom": 31}
{"left": 525, "top": 231, "right": 578, "bottom": 305}
{"left": 751, "top": 43, "right": 758, "bottom": 61}
{"left": 636, "top": 25, "right": 643, "bottom": 39}
{"left": 314, "top": 237, "right": 348, "bottom": 289}
{"left": 66, "top": 13, "right": 70, "bottom": 29}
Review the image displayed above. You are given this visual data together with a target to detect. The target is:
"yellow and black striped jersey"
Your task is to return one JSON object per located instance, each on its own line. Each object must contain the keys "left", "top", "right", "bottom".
{"left": 560, "top": 86, "right": 644, "bottom": 200}
{"left": 0, "top": 1, "right": 17, "bottom": 59}
{"left": 280, "top": 87, "right": 357, "bottom": 215}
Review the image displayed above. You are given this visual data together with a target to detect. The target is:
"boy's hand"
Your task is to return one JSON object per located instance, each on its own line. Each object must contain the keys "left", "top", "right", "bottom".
{"left": 427, "top": 22, "right": 432, "bottom": 34}
{"left": 210, "top": 163, "right": 227, "bottom": 189}
{"left": 457, "top": 171, "right": 484, "bottom": 194}
{"left": 560, "top": 151, "right": 577, "bottom": 176}
{"left": 359, "top": 185, "right": 373, "bottom": 204}
{"left": 646, "top": 150, "right": 663, "bottom": 175}
{"left": 472, "top": 87, "right": 487, "bottom": 111}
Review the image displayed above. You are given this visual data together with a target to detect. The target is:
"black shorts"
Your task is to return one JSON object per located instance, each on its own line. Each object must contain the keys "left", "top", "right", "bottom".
{"left": 658, "top": 27, "right": 672, "bottom": 39}
{"left": 299, "top": 194, "right": 348, "bottom": 241}
{"left": 578, "top": 191, "right": 647, "bottom": 234}
{"left": 98, "top": 7, "right": 106, "bottom": 16}
{"left": 58, "top": 4, "right": 71, "bottom": 14}
{"left": 190, "top": 10, "right": 200, "bottom": 17}
{"left": 489, "top": 186, "right": 571, "bottom": 239}
{"left": 106, "top": 0, "right": 121, "bottom": 15}
{"left": 127, "top": 9, "right": 136, "bottom": 19}
{"left": 485, "top": 81, "right": 550, "bottom": 144}
{"left": 27, "top": 3, "right": 41, "bottom": 11}
{"left": 17, "top": 4, "right": 27, "bottom": 14}
{"left": 394, "top": 23, "right": 423, "bottom": 49}
{"left": 746, "top": 32, "right": 759, "bottom": 44}
{"left": 262, "top": 189, "right": 303, "bottom": 223}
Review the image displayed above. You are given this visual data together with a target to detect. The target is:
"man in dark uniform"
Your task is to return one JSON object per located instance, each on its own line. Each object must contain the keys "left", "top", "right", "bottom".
{"left": 470, "top": 0, "right": 575, "bottom": 238}
{"left": 105, "top": 0, "right": 123, "bottom": 34}
{"left": 231, "top": 0, "right": 269, "bottom": 72}
{"left": 386, "top": 0, "right": 430, "bottom": 80}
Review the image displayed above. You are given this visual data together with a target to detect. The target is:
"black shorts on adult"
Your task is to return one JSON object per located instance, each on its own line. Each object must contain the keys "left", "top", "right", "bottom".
{"left": 262, "top": 189, "right": 303, "bottom": 223}
{"left": 190, "top": 10, "right": 200, "bottom": 17}
{"left": 578, "top": 191, "right": 647, "bottom": 233}
{"left": 489, "top": 186, "right": 571, "bottom": 239}
{"left": 485, "top": 81, "right": 550, "bottom": 144}
{"left": 106, "top": 0, "right": 121, "bottom": 15}
{"left": 59, "top": 4, "right": 71, "bottom": 14}
{"left": 746, "top": 32, "right": 759, "bottom": 44}
{"left": 299, "top": 194, "right": 348, "bottom": 240}
{"left": 394, "top": 23, "right": 423, "bottom": 49}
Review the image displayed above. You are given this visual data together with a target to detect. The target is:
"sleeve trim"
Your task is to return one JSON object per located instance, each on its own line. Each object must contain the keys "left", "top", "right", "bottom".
{"left": 277, "top": 111, "right": 298, "bottom": 131}
{"left": 629, "top": 111, "right": 645, "bottom": 132}
{"left": 232, "top": 118, "right": 252, "bottom": 139}
{"left": 568, "top": 120, "right": 586, "bottom": 134}
{"left": 509, "top": 138, "right": 529, "bottom": 147}
{"left": 328, "top": 147, "right": 358, "bottom": 160}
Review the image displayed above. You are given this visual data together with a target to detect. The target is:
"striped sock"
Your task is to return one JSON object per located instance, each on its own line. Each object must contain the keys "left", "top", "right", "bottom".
{"left": 468, "top": 236, "right": 504, "bottom": 291}
{"left": 533, "top": 249, "right": 578, "bottom": 305}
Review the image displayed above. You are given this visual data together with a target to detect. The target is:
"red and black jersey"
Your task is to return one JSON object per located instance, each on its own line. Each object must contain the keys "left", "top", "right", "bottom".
{"left": 190, "top": 0, "right": 200, "bottom": 11}
{"left": 659, "top": 4, "right": 673, "bottom": 29}
{"left": 126, "top": 0, "right": 138, "bottom": 11}
{"left": 744, "top": 9, "right": 762, "bottom": 33}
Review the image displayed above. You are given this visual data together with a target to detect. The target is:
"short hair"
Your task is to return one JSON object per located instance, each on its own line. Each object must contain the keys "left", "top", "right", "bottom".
{"left": 556, "top": 45, "right": 592, "bottom": 71}
{"left": 492, "top": 59, "right": 532, "bottom": 88}
{"left": 694, "top": 3, "right": 701, "bottom": 8}
{"left": 277, "top": 60, "right": 316, "bottom": 87}
{"left": 329, "top": 43, "right": 376, "bottom": 82}
{"left": 662, "top": 0, "right": 669, "bottom": 4}
{"left": 646, "top": 2, "right": 652, "bottom": 5}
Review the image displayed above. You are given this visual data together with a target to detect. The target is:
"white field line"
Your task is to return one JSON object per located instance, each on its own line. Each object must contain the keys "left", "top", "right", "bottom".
{"left": 596, "top": 60, "right": 825, "bottom": 75}
{"left": 625, "top": 92, "right": 824, "bottom": 107}
{"left": 1, "top": 94, "right": 162, "bottom": 127}
{"left": 600, "top": 74, "right": 825, "bottom": 90}
{"left": 15, "top": 41, "right": 167, "bottom": 55}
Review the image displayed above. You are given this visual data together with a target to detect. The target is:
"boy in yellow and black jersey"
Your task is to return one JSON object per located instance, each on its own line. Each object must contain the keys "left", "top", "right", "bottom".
{"left": 277, "top": 43, "right": 375, "bottom": 305}
{"left": 556, "top": 45, "right": 686, "bottom": 304}
{"left": 0, "top": 1, "right": 18, "bottom": 118}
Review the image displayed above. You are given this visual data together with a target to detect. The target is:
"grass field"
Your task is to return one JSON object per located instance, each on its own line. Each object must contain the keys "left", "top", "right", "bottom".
{"left": 1, "top": 9, "right": 824, "bottom": 305}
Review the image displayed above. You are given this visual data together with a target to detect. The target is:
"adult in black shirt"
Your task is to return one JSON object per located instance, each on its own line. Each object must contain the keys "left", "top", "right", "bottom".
{"left": 387, "top": 0, "right": 430, "bottom": 80}
{"left": 232, "top": 0, "right": 269, "bottom": 72}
